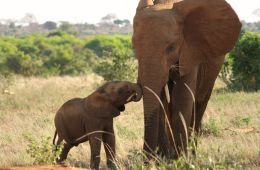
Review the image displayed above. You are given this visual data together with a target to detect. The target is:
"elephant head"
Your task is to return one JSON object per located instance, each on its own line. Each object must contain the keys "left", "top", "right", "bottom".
{"left": 133, "top": 0, "right": 241, "bottom": 154}
{"left": 100, "top": 81, "right": 143, "bottom": 108}
{"left": 86, "top": 81, "right": 142, "bottom": 118}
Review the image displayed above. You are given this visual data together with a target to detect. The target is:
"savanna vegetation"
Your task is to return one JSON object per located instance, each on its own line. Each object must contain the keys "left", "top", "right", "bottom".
{"left": 0, "top": 29, "right": 260, "bottom": 169}
{"left": 0, "top": 75, "right": 259, "bottom": 169}
{"left": 1, "top": 30, "right": 260, "bottom": 90}
{"left": 0, "top": 32, "right": 136, "bottom": 81}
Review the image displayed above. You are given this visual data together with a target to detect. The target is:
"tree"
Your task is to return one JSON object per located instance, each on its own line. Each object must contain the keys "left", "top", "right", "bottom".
{"left": 113, "top": 19, "right": 130, "bottom": 26}
{"left": 43, "top": 21, "right": 57, "bottom": 30}
{"left": 59, "top": 22, "right": 76, "bottom": 35}
{"left": 114, "top": 19, "right": 124, "bottom": 25}
{"left": 123, "top": 19, "right": 130, "bottom": 25}
{"left": 9, "top": 22, "right": 15, "bottom": 29}
{"left": 100, "top": 14, "right": 117, "bottom": 24}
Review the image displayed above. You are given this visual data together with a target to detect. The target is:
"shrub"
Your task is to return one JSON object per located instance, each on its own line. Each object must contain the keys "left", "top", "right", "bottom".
{"left": 61, "top": 49, "right": 98, "bottom": 75}
{"left": 0, "top": 34, "right": 136, "bottom": 78}
{"left": 228, "top": 31, "right": 260, "bottom": 91}
{"left": 6, "top": 52, "right": 43, "bottom": 76}
{"left": 24, "top": 134, "right": 63, "bottom": 165}
{"left": 84, "top": 35, "right": 132, "bottom": 57}
{"left": 94, "top": 49, "right": 137, "bottom": 81}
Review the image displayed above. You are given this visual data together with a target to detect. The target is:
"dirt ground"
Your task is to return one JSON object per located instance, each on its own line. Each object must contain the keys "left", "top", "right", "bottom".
{"left": 0, "top": 165, "right": 87, "bottom": 170}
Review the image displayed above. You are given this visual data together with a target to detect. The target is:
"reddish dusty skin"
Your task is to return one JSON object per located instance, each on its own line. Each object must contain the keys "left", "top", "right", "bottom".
{"left": 0, "top": 165, "right": 86, "bottom": 170}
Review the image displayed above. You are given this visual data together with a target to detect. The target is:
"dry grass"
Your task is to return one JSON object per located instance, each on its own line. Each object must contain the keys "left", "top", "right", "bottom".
{"left": 0, "top": 75, "right": 259, "bottom": 169}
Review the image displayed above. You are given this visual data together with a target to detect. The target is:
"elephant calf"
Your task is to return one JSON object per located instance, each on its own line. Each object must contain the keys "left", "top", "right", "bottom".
{"left": 53, "top": 81, "right": 142, "bottom": 169}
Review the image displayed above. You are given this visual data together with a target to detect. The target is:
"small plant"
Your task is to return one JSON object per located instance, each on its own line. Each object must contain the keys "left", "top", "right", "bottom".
{"left": 203, "top": 118, "right": 219, "bottom": 136}
{"left": 172, "top": 157, "right": 196, "bottom": 170}
{"left": 231, "top": 116, "right": 251, "bottom": 127}
{"left": 125, "top": 149, "right": 145, "bottom": 169}
{"left": 24, "top": 133, "right": 64, "bottom": 165}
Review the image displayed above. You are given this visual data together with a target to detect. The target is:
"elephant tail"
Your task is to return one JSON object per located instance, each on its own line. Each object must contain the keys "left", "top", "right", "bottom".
{"left": 53, "top": 130, "right": 58, "bottom": 145}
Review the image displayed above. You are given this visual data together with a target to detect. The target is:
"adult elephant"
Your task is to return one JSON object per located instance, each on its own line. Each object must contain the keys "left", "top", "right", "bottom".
{"left": 133, "top": 0, "right": 241, "bottom": 158}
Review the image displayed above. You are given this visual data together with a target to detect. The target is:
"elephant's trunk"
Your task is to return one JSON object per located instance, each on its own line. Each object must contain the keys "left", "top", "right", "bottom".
{"left": 131, "top": 83, "right": 143, "bottom": 102}
{"left": 137, "top": 52, "right": 170, "bottom": 157}
{"left": 142, "top": 87, "right": 161, "bottom": 155}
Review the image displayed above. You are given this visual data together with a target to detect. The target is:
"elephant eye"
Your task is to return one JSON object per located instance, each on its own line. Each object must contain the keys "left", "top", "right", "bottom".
{"left": 165, "top": 43, "right": 176, "bottom": 54}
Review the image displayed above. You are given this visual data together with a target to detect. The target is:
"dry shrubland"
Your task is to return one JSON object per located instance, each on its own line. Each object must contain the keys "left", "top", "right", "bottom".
{"left": 0, "top": 75, "right": 259, "bottom": 169}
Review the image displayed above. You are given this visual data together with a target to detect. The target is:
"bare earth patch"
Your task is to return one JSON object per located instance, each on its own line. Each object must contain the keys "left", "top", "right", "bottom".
{"left": 0, "top": 165, "right": 86, "bottom": 170}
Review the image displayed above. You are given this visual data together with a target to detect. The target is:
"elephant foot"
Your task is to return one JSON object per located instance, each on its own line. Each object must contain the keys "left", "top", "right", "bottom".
{"left": 142, "top": 149, "right": 158, "bottom": 165}
{"left": 55, "top": 159, "right": 67, "bottom": 166}
{"left": 90, "top": 165, "right": 99, "bottom": 170}
{"left": 107, "top": 161, "right": 117, "bottom": 170}
{"left": 157, "top": 148, "right": 173, "bottom": 159}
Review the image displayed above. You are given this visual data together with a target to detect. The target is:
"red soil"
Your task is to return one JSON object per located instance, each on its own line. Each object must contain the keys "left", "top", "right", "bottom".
{"left": 0, "top": 165, "right": 87, "bottom": 170}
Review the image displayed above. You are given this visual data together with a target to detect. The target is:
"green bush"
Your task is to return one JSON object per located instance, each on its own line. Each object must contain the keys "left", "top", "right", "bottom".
{"left": 61, "top": 49, "right": 98, "bottom": 75}
{"left": 94, "top": 49, "right": 137, "bottom": 81}
{"left": 24, "top": 134, "right": 64, "bottom": 165}
{"left": 84, "top": 35, "right": 132, "bottom": 57}
{"left": 228, "top": 31, "right": 260, "bottom": 91}
{"left": 0, "top": 33, "right": 136, "bottom": 79}
{"left": 6, "top": 52, "right": 42, "bottom": 76}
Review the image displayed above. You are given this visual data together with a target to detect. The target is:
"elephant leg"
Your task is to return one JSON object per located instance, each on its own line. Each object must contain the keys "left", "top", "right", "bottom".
{"left": 89, "top": 134, "right": 102, "bottom": 170}
{"left": 170, "top": 67, "right": 198, "bottom": 156}
{"left": 103, "top": 127, "right": 116, "bottom": 169}
{"left": 57, "top": 142, "right": 73, "bottom": 163}
{"left": 189, "top": 90, "right": 213, "bottom": 157}
{"left": 193, "top": 89, "right": 213, "bottom": 134}
{"left": 192, "top": 60, "right": 224, "bottom": 134}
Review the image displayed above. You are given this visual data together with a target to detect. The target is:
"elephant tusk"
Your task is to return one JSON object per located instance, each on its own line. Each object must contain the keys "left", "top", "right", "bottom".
{"left": 127, "top": 93, "right": 136, "bottom": 102}
{"left": 165, "top": 84, "right": 170, "bottom": 103}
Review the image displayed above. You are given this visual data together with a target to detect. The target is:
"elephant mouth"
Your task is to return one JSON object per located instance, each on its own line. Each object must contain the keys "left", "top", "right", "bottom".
{"left": 118, "top": 105, "right": 125, "bottom": 112}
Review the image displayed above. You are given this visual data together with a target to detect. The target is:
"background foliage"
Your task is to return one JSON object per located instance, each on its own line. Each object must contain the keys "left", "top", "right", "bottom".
{"left": 0, "top": 30, "right": 260, "bottom": 89}
{"left": 220, "top": 31, "right": 260, "bottom": 91}
{"left": 0, "top": 32, "right": 136, "bottom": 81}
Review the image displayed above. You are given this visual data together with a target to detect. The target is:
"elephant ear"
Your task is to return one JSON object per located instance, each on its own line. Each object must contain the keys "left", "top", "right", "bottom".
{"left": 85, "top": 92, "right": 119, "bottom": 119}
{"left": 173, "top": 0, "right": 241, "bottom": 76}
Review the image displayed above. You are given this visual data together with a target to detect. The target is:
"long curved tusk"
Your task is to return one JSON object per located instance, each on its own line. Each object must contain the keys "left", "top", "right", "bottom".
{"left": 164, "top": 84, "right": 170, "bottom": 103}
{"left": 127, "top": 93, "right": 136, "bottom": 102}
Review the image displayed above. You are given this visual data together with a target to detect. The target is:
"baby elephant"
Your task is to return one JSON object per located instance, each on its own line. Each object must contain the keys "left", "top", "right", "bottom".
{"left": 53, "top": 81, "right": 142, "bottom": 169}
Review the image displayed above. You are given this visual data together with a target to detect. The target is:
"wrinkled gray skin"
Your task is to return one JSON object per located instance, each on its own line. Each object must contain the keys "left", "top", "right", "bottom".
{"left": 53, "top": 81, "right": 142, "bottom": 170}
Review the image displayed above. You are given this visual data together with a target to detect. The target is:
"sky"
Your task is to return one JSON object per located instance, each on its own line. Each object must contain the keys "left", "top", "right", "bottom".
{"left": 0, "top": 0, "right": 259, "bottom": 24}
